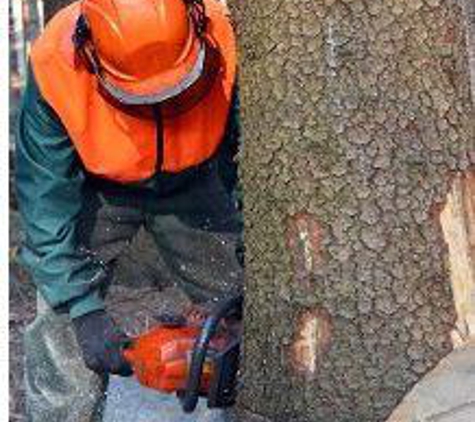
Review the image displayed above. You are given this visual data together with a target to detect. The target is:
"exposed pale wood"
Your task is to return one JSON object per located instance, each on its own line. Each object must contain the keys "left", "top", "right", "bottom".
{"left": 442, "top": 0, "right": 475, "bottom": 346}
{"left": 441, "top": 173, "right": 475, "bottom": 346}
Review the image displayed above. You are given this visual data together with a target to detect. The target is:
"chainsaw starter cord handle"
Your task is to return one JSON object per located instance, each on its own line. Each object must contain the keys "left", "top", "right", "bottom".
{"left": 180, "top": 295, "right": 243, "bottom": 413}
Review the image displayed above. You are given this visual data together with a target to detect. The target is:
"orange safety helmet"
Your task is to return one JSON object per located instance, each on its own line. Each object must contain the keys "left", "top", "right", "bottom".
{"left": 73, "top": 0, "right": 218, "bottom": 108}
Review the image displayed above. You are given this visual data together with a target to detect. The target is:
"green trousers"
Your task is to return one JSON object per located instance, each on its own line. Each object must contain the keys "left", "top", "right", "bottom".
{"left": 23, "top": 163, "right": 243, "bottom": 422}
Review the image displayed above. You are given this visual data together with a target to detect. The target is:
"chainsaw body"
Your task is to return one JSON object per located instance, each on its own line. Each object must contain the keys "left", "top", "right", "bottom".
{"left": 123, "top": 296, "right": 242, "bottom": 412}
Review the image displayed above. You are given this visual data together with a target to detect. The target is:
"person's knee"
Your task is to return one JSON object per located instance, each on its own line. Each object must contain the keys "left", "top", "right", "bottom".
{"left": 23, "top": 307, "right": 107, "bottom": 421}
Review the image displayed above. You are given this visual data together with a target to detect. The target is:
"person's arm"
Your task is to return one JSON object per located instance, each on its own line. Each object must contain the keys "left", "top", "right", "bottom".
{"left": 16, "top": 65, "right": 132, "bottom": 376}
{"left": 15, "top": 65, "right": 107, "bottom": 319}
{"left": 218, "top": 84, "right": 240, "bottom": 197}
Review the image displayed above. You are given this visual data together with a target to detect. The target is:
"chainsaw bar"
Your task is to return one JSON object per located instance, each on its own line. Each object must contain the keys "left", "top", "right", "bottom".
{"left": 178, "top": 295, "right": 243, "bottom": 413}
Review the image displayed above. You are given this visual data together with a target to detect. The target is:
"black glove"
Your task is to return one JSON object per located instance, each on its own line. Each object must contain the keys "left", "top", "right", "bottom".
{"left": 72, "top": 310, "right": 133, "bottom": 376}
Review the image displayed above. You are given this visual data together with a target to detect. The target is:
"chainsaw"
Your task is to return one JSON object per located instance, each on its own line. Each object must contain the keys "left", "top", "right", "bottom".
{"left": 123, "top": 295, "right": 243, "bottom": 413}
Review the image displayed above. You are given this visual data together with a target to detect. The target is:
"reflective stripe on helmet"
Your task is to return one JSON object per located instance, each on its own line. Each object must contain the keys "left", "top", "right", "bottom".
{"left": 97, "top": 45, "right": 206, "bottom": 106}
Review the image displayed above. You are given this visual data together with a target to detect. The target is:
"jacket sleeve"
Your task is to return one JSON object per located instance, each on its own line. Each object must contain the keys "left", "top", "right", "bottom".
{"left": 218, "top": 84, "right": 240, "bottom": 195}
{"left": 15, "top": 65, "right": 107, "bottom": 318}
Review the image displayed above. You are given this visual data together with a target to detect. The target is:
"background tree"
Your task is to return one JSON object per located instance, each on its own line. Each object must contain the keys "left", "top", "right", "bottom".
{"left": 43, "top": 0, "right": 73, "bottom": 23}
{"left": 231, "top": 0, "right": 474, "bottom": 421}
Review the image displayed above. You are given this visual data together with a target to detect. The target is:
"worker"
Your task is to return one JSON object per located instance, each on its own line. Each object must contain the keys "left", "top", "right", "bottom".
{"left": 15, "top": 0, "right": 243, "bottom": 420}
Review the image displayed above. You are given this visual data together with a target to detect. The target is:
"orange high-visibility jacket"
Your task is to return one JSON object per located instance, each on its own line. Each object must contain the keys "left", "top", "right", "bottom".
{"left": 30, "top": 0, "right": 236, "bottom": 183}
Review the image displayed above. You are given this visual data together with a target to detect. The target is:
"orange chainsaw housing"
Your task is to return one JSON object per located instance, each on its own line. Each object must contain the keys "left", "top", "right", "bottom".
{"left": 123, "top": 325, "right": 214, "bottom": 393}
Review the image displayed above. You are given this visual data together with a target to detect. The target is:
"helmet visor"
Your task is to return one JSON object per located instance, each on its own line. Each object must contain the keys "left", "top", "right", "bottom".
{"left": 97, "top": 43, "right": 206, "bottom": 106}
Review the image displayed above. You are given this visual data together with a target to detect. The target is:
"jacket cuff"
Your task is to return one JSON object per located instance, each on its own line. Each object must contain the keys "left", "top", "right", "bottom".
{"left": 68, "top": 290, "right": 106, "bottom": 319}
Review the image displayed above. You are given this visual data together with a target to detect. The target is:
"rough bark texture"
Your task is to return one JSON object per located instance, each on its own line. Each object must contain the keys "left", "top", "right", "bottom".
{"left": 232, "top": 0, "right": 474, "bottom": 421}
{"left": 462, "top": 0, "right": 475, "bottom": 100}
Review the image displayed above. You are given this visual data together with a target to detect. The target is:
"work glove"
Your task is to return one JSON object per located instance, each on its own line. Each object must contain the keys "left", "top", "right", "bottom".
{"left": 72, "top": 310, "right": 133, "bottom": 376}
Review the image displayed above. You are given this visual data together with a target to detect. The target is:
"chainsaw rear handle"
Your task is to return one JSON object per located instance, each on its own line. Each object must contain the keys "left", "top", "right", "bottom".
{"left": 180, "top": 295, "right": 243, "bottom": 413}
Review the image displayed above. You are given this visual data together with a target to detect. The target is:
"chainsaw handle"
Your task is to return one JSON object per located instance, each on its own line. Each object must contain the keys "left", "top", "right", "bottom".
{"left": 121, "top": 313, "right": 187, "bottom": 366}
{"left": 180, "top": 295, "right": 243, "bottom": 413}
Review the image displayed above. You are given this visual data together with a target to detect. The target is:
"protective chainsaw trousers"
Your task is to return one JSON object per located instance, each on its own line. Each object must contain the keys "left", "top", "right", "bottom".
{"left": 23, "top": 161, "right": 243, "bottom": 422}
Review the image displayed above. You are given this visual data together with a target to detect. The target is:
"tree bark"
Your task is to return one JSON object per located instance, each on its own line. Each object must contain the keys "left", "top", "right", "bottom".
{"left": 232, "top": 0, "right": 474, "bottom": 421}
{"left": 462, "top": 0, "right": 475, "bottom": 100}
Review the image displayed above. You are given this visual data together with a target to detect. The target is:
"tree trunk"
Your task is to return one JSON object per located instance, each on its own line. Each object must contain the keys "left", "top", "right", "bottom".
{"left": 232, "top": 0, "right": 474, "bottom": 421}
{"left": 43, "top": 0, "right": 73, "bottom": 23}
{"left": 462, "top": 0, "right": 475, "bottom": 100}
{"left": 440, "top": 0, "right": 475, "bottom": 345}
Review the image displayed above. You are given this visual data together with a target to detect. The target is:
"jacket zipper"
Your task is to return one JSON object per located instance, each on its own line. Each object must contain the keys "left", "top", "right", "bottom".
{"left": 153, "top": 106, "right": 164, "bottom": 172}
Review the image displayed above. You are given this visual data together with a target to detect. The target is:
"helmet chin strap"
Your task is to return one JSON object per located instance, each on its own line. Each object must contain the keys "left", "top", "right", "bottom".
{"left": 184, "top": 0, "right": 208, "bottom": 38}
{"left": 72, "top": 14, "right": 95, "bottom": 73}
